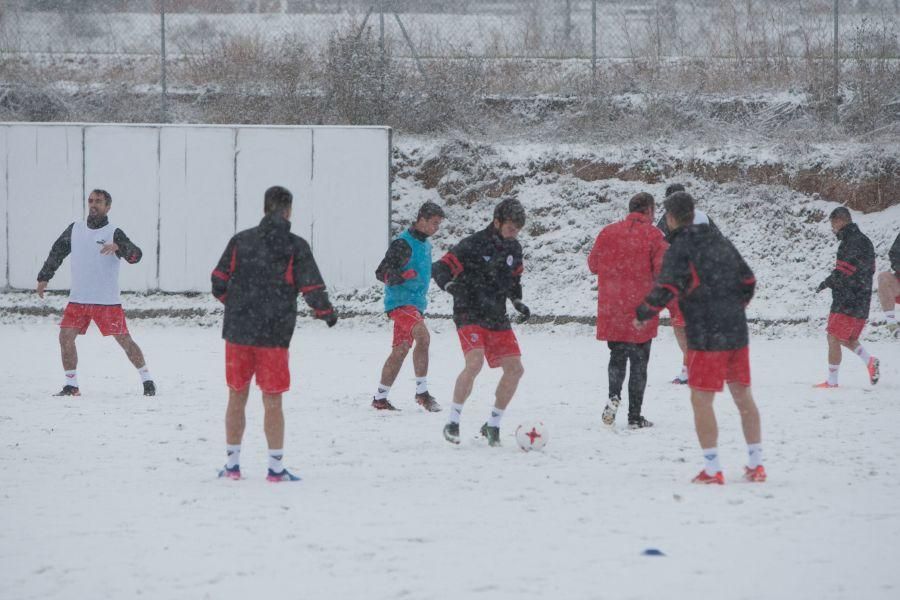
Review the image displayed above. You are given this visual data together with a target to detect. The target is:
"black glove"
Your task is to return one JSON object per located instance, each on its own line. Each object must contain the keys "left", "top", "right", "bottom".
{"left": 815, "top": 281, "right": 827, "bottom": 293}
{"left": 325, "top": 313, "right": 338, "bottom": 328}
{"left": 512, "top": 299, "right": 530, "bottom": 323}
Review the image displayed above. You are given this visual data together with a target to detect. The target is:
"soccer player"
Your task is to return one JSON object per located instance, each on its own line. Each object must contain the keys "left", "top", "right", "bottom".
{"left": 876, "top": 231, "right": 900, "bottom": 335}
{"left": 814, "top": 207, "right": 879, "bottom": 387}
{"left": 657, "top": 183, "right": 719, "bottom": 385}
{"left": 371, "top": 201, "right": 445, "bottom": 411}
{"left": 211, "top": 186, "right": 337, "bottom": 482}
{"left": 636, "top": 191, "right": 764, "bottom": 485}
{"left": 588, "top": 192, "right": 667, "bottom": 429}
{"left": 36, "top": 189, "right": 155, "bottom": 397}
{"left": 433, "top": 198, "right": 530, "bottom": 447}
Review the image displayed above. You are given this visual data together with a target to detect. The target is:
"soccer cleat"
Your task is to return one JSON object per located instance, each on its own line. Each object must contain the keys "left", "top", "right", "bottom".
{"left": 415, "top": 392, "right": 442, "bottom": 412}
{"left": 813, "top": 381, "right": 839, "bottom": 389}
{"left": 601, "top": 395, "right": 620, "bottom": 426}
{"left": 53, "top": 385, "right": 81, "bottom": 397}
{"left": 692, "top": 470, "right": 725, "bottom": 485}
{"left": 266, "top": 468, "right": 301, "bottom": 482}
{"left": 743, "top": 465, "right": 767, "bottom": 482}
{"left": 143, "top": 380, "right": 156, "bottom": 396}
{"left": 372, "top": 397, "right": 400, "bottom": 411}
{"left": 887, "top": 321, "right": 899, "bottom": 336}
{"left": 628, "top": 416, "right": 654, "bottom": 429}
{"left": 218, "top": 465, "right": 241, "bottom": 480}
{"left": 867, "top": 357, "right": 880, "bottom": 386}
{"left": 671, "top": 375, "right": 688, "bottom": 385}
{"left": 480, "top": 422, "right": 501, "bottom": 447}
{"left": 443, "top": 422, "right": 460, "bottom": 445}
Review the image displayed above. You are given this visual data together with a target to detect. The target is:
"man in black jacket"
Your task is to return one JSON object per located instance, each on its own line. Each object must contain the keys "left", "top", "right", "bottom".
{"left": 36, "top": 188, "right": 155, "bottom": 397}
{"left": 814, "top": 207, "right": 879, "bottom": 387}
{"left": 876, "top": 231, "right": 900, "bottom": 335}
{"left": 211, "top": 185, "right": 337, "bottom": 483}
{"left": 636, "top": 192, "right": 764, "bottom": 485}
{"left": 432, "top": 198, "right": 530, "bottom": 447}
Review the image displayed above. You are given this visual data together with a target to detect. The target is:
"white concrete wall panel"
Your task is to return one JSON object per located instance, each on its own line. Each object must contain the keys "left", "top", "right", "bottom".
{"left": 159, "top": 127, "right": 236, "bottom": 292}
{"left": 7, "top": 125, "right": 83, "bottom": 289}
{"left": 234, "top": 128, "right": 313, "bottom": 241}
{"left": 0, "top": 127, "right": 7, "bottom": 288}
{"left": 310, "top": 128, "right": 390, "bottom": 291}
{"left": 84, "top": 126, "right": 159, "bottom": 292}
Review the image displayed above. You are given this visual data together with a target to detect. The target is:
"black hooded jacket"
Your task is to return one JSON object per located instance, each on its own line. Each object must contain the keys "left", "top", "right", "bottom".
{"left": 637, "top": 224, "right": 756, "bottom": 351}
{"left": 211, "top": 213, "right": 334, "bottom": 348}
{"left": 819, "top": 222, "right": 875, "bottom": 319}
{"left": 432, "top": 224, "right": 524, "bottom": 330}
{"left": 890, "top": 231, "right": 900, "bottom": 273}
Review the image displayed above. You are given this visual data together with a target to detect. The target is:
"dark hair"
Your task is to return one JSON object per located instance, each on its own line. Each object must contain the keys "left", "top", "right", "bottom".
{"left": 829, "top": 206, "right": 852, "bottom": 222}
{"left": 416, "top": 201, "right": 445, "bottom": 221}
{"left": 264, "top": 185, "right": 293, "bottom": 215}
{"left": 628, "top": 192, "right": 655, "bottom": 214}
{"left": 493, "top": 198, "right": 526, "bottom": 228}
{"left": 664, "top": 191, "right": 695, "bottom": 226}
{"left": 665, "top": 183, "right": 685, "bottom": 198}
{"left": 91, "top": 189, "right": 112, "bottom": 205}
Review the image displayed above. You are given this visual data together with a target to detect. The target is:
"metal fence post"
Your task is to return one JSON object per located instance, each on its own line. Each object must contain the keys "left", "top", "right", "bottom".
{"left": 655, "top": 0, "right": 662, "bottom": 63}
{"left": 160, "top": 0, "right": 168, "bottom": 123}
{"left": 833, "top": 0, "right": 839, "bottom": 125}
{"left": 591, "top": 0, "right": 597, "bottom": 84}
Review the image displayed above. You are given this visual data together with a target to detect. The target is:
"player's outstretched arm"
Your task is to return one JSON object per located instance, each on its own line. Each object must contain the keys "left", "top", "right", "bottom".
{"left": 36, "top": 223, "right": 74, "bottom": 290}
{"left": 112, "top": 229, "right": 143, "bottom": 264}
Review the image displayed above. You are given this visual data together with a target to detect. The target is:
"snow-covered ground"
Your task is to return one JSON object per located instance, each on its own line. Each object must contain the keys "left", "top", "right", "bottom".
{"left": 1, "top": 317, "right": 898, "bottom": 599}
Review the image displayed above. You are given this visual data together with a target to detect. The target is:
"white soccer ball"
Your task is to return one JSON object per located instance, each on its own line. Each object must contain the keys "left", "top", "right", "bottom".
{"left": 515, "top": 421, "right": 548, "bottom": 452}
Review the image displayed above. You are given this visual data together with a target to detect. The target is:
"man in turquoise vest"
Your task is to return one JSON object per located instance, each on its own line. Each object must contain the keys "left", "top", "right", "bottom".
{"left": 373, "top": 202, "right": 445, "bottom": 411}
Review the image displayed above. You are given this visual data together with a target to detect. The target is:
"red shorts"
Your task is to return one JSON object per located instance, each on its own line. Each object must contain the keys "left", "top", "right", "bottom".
{"left": 389, "top": 306, "right": 424, "bottom": 348}
{"left": 60, "top": 303, "right": 129, "bottom": 336}
{"left": 225, "top": 342, "right": 290, "bottom": 394}
{"left": 457, "top": 325, "right": 521, "bottom": 368}
{"left": 667, "top": 299, "right": 685, "bottom": 328}
{"left": 827, "top": 312, "right": 866, "bottom": 343}
{"left": 687, "top": 346, "right": 751, "bottom": 392}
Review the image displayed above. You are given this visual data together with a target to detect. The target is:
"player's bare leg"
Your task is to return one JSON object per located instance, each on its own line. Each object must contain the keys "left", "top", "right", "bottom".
{"left": 114, "top": 334, "right": 155, "bottom": 395}
{"left": 877, "top": 271, "right": 899, "bottom": 334}
{"left": 372, "top": 342, "right": 410, "bottom": 411}
{"left": 59, "top": 327, "right": 79, "bottom": 371}
{"left": 477, "top": 355, "right": 525, "bottom": 447}
{"left": 262, "top": 393, "right": 284, "bottom": 450}
{"left": 729, "top": 383, "right": 765, "bottom": 481}
{"left": 410, "top": 321, "right": 440, "bottom": 410}
{"left": 444, "top": 349, "right": 484, "bottom": 444}
{"left": 672, "top": 326, "right": 689, "bottom": 383}
{"left": 690, "top": 389, "right": 724, "bottom": 483}
{"left": 225, "top": 387, "right": 250, "bottom": 445}
{"left": 840, "top": 338, "right": 879, "bottom": 385}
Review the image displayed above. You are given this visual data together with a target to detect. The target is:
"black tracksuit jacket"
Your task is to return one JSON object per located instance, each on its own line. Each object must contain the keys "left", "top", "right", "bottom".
{"left": 637, "top": 224, "right": 756, "bottom": 351}
{"left": 432, "top": 224, "right": 524, "bottom": 330}
{"left": 889, "top": 231, "right": 900, "bottom": 273}
{"left": 819, "top": 222, "right": 875, "bottom": 320}
{"left": 211, "top": 213, "right": 334, "bottom": 348}
{"left": 37, "top": 216, "right": 143, "bottom": 281}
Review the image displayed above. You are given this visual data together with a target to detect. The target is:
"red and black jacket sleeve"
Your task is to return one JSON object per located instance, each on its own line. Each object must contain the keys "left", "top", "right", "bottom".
{"left": 211, "top": 236, "right": 237, "bottom": 303}
{"left": 736, "top": 249, "right": 757, "bottom": 305}
{"left": 821, "top": 225, "right": 874, "bottom": 293}
{"left": 113, "top": 228, "right": 142, "bottom": 264}
{"left": 432, "top": 239, "right": 470, "bottom": 291}
{"left": 37, "top": 223, "right": 74, "bottom": 282}
{"left": 291, "top": 237, "right": 335, "bottom": 321}
{"left": 636, "top": 235, "right": 692, "bottom": 321}
{"left": 375, "top": 238, "right": 413, "bottom": 286}
{"left": 890, "top": 232, "right": 900, "bottom": 273}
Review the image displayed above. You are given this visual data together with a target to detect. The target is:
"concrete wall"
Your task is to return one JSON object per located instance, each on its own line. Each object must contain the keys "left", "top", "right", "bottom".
{"left": 0, "top": 123, "right": 390, "bottom": 293}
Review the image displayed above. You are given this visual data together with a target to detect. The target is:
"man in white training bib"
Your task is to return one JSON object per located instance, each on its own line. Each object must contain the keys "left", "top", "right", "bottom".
{"left": 36, "top": 189, "right": 155, "bottom": 397}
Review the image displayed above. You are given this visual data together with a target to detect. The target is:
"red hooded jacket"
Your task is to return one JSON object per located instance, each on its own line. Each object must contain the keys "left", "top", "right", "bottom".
{"left": 588, "top": 212, "right": 668, "bottom": 343}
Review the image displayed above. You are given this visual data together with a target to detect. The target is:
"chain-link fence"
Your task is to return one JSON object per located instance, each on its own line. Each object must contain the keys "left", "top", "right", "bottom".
{"left": 1, "top": 0, "right": 898, "bottom": 131}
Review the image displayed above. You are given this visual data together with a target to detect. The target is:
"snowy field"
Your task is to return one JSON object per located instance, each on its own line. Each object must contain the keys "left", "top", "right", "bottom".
{"left": 2, "top": 316, "right": 899, "bottom": 600}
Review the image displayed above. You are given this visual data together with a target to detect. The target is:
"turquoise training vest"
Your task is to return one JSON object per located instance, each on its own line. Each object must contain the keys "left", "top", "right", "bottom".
{"left": 384, "top": 229, "right": 432, "bottom": 313}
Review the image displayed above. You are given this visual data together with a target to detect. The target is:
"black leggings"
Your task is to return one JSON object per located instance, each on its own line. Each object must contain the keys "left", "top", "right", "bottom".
{"left": 607, "top": 340, "right": 652, "bottom": 420}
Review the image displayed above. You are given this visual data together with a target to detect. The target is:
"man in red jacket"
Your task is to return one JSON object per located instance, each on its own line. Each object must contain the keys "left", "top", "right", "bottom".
{"left": 588, "top": 192, "right": 668, "bottom": 429}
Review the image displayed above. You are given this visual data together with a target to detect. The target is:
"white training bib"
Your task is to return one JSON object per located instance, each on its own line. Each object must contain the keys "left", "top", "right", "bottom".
{"left": 69, "top": 221, "right": 121, "bottom": 305}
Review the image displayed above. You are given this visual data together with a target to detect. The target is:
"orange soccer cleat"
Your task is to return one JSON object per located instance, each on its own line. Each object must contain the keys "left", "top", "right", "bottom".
{"left": 813, "top": 381, "right": 839, "bottom": 389}
{"left": 743, "top": 465, "right": 767, "bottom": 482}
{"left": 692, "top": 470, "right": 725, "bottom": 485}
{"left": 867, "top": 357, "right": 880, "bottom": 386}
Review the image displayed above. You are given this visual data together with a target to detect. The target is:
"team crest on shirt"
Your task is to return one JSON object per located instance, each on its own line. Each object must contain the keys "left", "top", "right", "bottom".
{"left": 470, "top": 333, "right": 479, "bottom": 343}
{"left": 506, "top": 255, "right": 513, "bottom": 266}
{"left": 482, "top": 256, "right": 491, "bottom": 261}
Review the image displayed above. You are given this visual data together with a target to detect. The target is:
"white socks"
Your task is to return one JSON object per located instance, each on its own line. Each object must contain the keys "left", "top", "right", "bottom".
{"left": 702, "top": 447, "right": 721, "bottom": 476}
{"left": 374, "top": 384, "right": 390, "bottom": 401}
{"left": 827, "top": 364, "right": 840, "bottom": 385}
{"left": 415, "top": 377, "right": 428, "bottom": 394}
{"left": 268, "top": 449, "right": 284, "bottom": 473}
{"left": 448, "top": 402, "right": 464, "bottom": 424}
{"left": 488, "top": 407, "right": 505, "bottom": 428}
{"left": 137, "top": 366, "right": 153, "bottom": 383}
{"left": 64, "top": 370, "right": 78, "bottom": 388}
{"left": 747, "top": 443, "right": 763, "bottom": 469}
{"left": 679, "top": 365, "right": 688, "bottom": 380}
{"left": 853, "top": 345, "right": 871, "bottom": 364}
{"left": 226, "top": 444, "right": 241, "bottom": 469}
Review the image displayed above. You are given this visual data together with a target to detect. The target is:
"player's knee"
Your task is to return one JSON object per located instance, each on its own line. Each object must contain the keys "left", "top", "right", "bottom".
{"left": 413, "top": 328, "right": 430, "bottom": 347}
{"left": 505, "top": 360, "right": 525, "bottom": 379}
